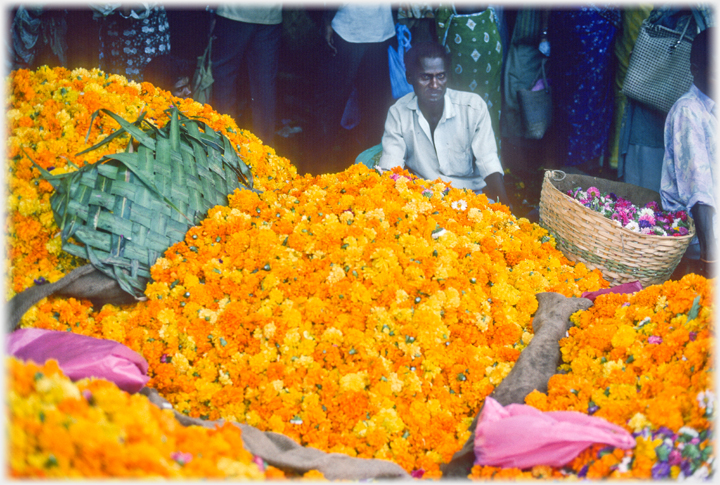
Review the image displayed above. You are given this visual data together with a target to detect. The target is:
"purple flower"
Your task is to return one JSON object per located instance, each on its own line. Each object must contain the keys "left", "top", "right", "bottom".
{"left": 411, "top": 469, "right": 425, "bottom": 479}
{"left": 681, "top": 460, "right": 694, "bottom": 477}
{"left": 678, "top": 226, "right": 689, "bottom": 236}
{"left": 668, "top": 449, "right": 682, "bottom": 466}
{"left": 171, "top": 451, "right": 193, "bottom": 465}
{"left": 689, "top": 331, "right": 697, "bottom": 341}
{"left": 390, "top": 173, "right": 412, "bottom": 181}
{"left": 652, "top": 461, "right": 672, "bottom": 479}
{"left": 253, "top": 455, "right": 266, "bottom": 471}
{"left": 638, "top": 219, "right": 652, "bottom": 229}
{"left": 645, "top": 200, "right": 661, "bottom": 212}
{"left": 648, "top": 336, "right": 663, "bottom": 344}
{"left": 578, "top": 464, "right": 589, "bottom": 478}
{"left": 588, "top": 403, "right": 599, "bottom": 415}
{"left": 608, "top": 192, "right": 618, "bottom": 201}
{"left": 33, "top": 276, "right": 47, "bottom": 285}
{"left": 657, "top": 426, "right": 675, "bottom": 438}
{"left": 160, "top": 354, "right": 169, "bottom": 363}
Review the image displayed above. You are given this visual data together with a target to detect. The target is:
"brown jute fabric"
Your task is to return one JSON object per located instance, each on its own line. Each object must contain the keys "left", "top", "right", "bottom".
{"left": 7, "top": 264, "right": 135, "bottom": 332}
{"left": 538, "top": 170, "right": 694, "bottom": 287}
{"left": 441, "top": 292, "right": 593, "bottom": 477}
{"left": 138, "top": 387, "right": 410, "bottom": 479}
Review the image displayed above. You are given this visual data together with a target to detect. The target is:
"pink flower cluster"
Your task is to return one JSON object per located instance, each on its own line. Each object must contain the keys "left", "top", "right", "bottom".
{"left": 566, "top": 187, "right": 692, "bottom": 237}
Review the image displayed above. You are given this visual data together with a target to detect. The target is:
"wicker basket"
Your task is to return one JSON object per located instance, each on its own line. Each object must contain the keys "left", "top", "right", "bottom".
{"left": 538, "top": 170, "right": 695, "bottom": 287}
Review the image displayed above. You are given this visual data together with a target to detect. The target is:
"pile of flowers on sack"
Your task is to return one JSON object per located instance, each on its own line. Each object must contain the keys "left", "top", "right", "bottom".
{"left": 5, "top": 66, "right": 296, "bottom": 299}
{"left": 18, "top": 163, "right": 608, "bottom": 477}
{"left": 566, "top": 187, "right": 692, "bottom": 237}
{"left": 7, "top": 356, "right": 291, "bottom": 479}
{"left": 471, "top": 273, "right": 714, "bottom": 480}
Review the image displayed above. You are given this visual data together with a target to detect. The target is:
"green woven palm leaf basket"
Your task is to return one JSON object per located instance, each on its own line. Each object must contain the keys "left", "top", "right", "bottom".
{"left": 31, "top": 107, "right": 256, "bottom": 299}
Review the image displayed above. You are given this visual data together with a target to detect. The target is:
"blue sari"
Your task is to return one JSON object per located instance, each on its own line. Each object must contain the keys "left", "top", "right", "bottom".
{"left": 547, "top": 7, "right": 620, "bottom": 167}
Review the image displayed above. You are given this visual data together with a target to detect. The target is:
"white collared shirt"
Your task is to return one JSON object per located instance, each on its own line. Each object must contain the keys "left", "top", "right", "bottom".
{"left": 378, "top": 89, "right": 503, "bottom": 191}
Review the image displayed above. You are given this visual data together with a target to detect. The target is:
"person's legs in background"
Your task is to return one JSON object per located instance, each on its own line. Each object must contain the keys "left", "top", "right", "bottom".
{"left": 211, "top": 16, "right": 253, "bottom": 124}
{"left": 353, "top": 37, "right": 393, "bottom": 154}
{"left": 246, "top": 22, "right": 282, "bottom": 145}
{"left": 313, "top": 32, "right": 367, "bottom": 171}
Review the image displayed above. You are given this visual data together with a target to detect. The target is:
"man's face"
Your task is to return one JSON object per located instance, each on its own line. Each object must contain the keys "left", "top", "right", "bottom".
{"left": 409, "top": 56, "right": 447, "bottom": 106}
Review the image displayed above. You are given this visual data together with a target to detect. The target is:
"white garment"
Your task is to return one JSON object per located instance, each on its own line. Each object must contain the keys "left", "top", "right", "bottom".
{"left": 216, "top": 5, "right": 282, "bottom": 25}
{"left": 332, "top": 4, "right": 394, "bottom": 43}
{"left": 378, "top": 89, "right": 503, "bottom": 192}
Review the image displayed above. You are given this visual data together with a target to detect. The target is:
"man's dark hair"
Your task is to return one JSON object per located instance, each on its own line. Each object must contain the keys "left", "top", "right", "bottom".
{"left": 405, "top": 42, "right": 451, "bottom": 78}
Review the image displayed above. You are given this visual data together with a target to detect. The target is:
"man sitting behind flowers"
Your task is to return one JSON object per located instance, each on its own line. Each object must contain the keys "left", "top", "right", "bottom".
{"left": 661, "top": 27, "right": 717, "bottom": 279}
{"left": 377, "top": 41, "right": 511, "bottom": 209}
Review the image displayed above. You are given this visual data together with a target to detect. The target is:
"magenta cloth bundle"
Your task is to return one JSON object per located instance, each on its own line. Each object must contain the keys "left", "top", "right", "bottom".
{"left": 581, "top": 280, "right": 643, "bottom": 302}
{"left": 474, "top": 397, "right": 636, "bottom": 469}
{"left": 8, "top": 328, "right": 150, "bottom": 393}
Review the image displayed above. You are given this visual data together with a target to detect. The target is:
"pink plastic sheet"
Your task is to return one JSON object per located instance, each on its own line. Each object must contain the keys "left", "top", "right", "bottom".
{"left": 474, "top": 397, "right": 636, "bottom": 469}
{"left": 581, "top": 280, "right": 643, "bottom": 302}
{"left": 8, "top": 328, "right": 150, "bottom": 393}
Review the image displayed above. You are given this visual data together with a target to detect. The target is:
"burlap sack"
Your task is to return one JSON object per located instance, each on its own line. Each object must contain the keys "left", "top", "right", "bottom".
{"left": 441, "top": 292, "right": 593, "bottom": 477}
{"left": 7, "top": 264, "right": 137, "bottom": 332}
{"left": 138, "top": 388, "right": 410, "bottom": 480}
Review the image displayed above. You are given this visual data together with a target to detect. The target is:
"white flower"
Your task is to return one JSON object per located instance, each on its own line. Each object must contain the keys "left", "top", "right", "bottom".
{"left": 617, "top": 456, "right": 632, "bottom": 473}
{"left": 451, "top": 199, "right": 468, "bottom": 211}
{"left": 432, "top": 228, "right": 447, "bottom": 239}
{"left": 624, "top": 221, "right": 640, "bottom": 233}
{"left": 639, "top": 207, "right": 655, "bottom": 218}
{"left": 697, "top": 390, "right": 715, "bottom": 415}
{"left": 678, "top": 426, "right": 700, "bottom": 438}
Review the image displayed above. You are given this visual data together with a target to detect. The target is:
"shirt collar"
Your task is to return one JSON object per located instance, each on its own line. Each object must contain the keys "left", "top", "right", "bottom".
{"left": 691, "top": 84, "right": 715, "bottom": 115}
{"left": 408, "top": 90, "right": 455, "bottom": 121}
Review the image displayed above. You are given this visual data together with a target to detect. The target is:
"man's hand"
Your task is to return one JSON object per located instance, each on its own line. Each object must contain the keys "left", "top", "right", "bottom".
{"left": 691, "top": 203, "right": 716, "bottom": 278}
{"left": 483, "top": 172, "right": 512, "bottom": 210}
{"left": 324, "top": 24, "right": 337, "bottom": 56}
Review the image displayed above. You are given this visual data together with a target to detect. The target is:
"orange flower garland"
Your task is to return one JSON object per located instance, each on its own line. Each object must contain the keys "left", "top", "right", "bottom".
{"left": 470, "top": 274, "right": 714, "bottom": 480}
{"left": 19, "top": 164, "right": 607, "bottom": 476}
{"left": 6, "top": 66, "right": 296, "bottom": 298}
{"left": 7, "top": 357, "right": 286, "bottom": 478}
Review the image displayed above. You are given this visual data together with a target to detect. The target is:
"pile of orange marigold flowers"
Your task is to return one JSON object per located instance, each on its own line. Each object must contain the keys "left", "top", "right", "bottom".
{"left": 7, "top": 357, "right": 289, "bottom": 479}
{"left": 471, "top": 273, "right": 714, "bottom": 480}
{"left": 7, "top": 67, "right": 714, "bottom": 480}
{"left": 5, "top": 66, "right": 296, "bottom": 298}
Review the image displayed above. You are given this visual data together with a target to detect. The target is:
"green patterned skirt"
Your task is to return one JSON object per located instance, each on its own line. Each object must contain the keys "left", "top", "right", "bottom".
{"left": 437, "top": 7, "right": 503, "bottom": 154}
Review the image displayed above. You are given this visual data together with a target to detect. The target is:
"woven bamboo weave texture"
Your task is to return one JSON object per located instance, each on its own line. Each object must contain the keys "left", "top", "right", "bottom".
{"left": 44, "top": 108, "right": 253, "bottom": 298}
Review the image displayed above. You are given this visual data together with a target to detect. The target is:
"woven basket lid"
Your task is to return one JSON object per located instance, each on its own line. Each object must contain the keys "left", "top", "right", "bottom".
{"left": 31, "top": 107, "right": 256, "bottom": 299}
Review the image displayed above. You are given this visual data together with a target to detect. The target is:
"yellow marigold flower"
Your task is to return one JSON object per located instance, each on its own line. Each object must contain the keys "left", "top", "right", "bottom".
{"left": 602, "top": 359, "right": 625, "bottom": 378}
{"left": 340, "top": 372, "right": 368, "bottom": 393}
{"left": 611, "top": 324, "right": 637, "bottom": 349}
